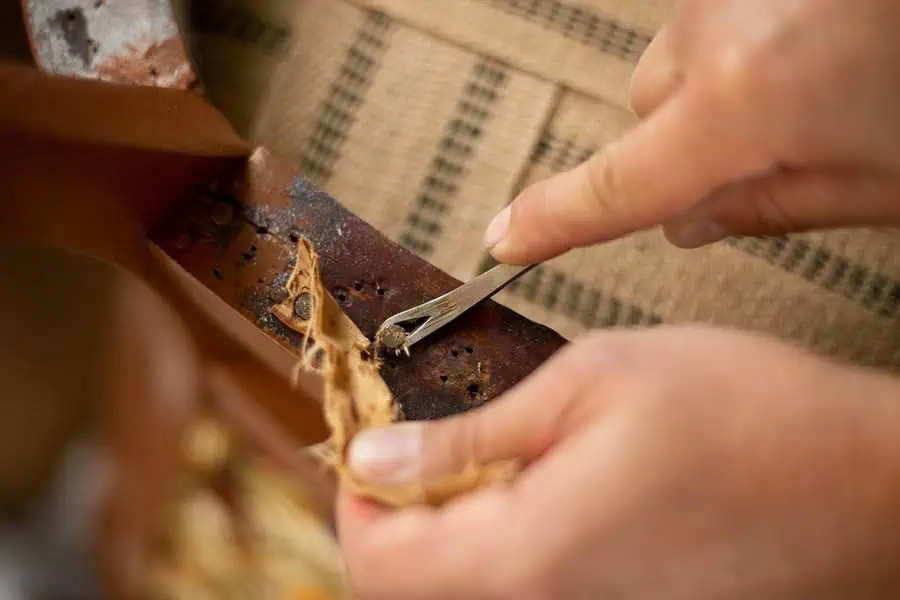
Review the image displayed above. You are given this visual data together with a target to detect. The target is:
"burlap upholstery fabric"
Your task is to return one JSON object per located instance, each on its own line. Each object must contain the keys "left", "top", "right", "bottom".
{"left": 185, "top": 0, "right": 900, "bottom": 370}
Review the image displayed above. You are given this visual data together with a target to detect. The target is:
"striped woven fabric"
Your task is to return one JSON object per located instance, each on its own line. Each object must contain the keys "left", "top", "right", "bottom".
{"left": 186, "top": 0, "right": 900, "bottom": 370}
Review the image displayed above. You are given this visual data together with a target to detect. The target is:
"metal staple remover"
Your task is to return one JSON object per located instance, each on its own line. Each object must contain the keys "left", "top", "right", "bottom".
{"left": 375, "top": 262, "right": 535, "bottom": 355}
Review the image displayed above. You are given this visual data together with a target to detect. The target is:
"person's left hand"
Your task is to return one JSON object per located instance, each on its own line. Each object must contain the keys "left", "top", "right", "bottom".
{"left": 337, "top": 326, "right": 900, "bottom": 600}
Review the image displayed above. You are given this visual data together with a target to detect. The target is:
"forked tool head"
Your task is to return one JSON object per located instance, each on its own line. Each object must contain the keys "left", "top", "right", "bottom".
{"left": 374, "top": 296, "right": 459, "bottom": 356}
{"left": 374, "top": 262, "right": 535, "bottom": 355}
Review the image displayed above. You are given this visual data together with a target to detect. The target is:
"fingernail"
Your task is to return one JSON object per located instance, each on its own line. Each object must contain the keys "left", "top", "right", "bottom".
{"left": 348, "top": 423, "right": 423, "bottom": 484}
{"left": 667, "top": 219, "right": 726, "bottom": 248}
{"left": 483, "top": 207, "right": 510, "bottom": 249}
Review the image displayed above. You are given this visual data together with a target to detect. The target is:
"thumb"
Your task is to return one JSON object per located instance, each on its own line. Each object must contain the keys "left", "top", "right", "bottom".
{"left": 663, "top": 169, "right": 900, "bottom": 248}
{"left": 346, "top": 341, "right": 600, "bottom": 485}
{"left": 484, "top": 87, "right": 773, "bottom": 264}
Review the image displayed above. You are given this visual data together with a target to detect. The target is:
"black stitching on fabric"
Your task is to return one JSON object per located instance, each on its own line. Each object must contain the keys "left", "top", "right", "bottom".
{"left": 728, "top": 236, "right": 900, "bottom": 318}
{"left": 885, "top": 284, "right": 900, "bottom": 315}
{"left": 297, "top": 11, "right": 391, "bottom": 185}
{"left": 846, "top": 265, "right": 867, "bottom": 297}
{"left": 626, "top": 305, "right": 643, "bottom": 326}
{"left": 563, "top": 280, "right": 584, "bottom": 315}
{"left": 399, "top": 60, "right": 508, "bottom": 258}
{"left": 531, "top": 137, "right": 551, "bottom": 162}
{"left": 508, "top": 264, "right": 544, "bottom": 302}
{"left": 606, "top": 297, "right": 621, "bottom": 326}
{"left": 764, "top": 235, "right": 789, "bottom": 262}
{"left": 505, "top": 265, "right": 663, "bottom": 327}
{"left": 190, "top": 0, "right": 292, "bottom": 56}
{"left": 782, "top": 239, "right": 810, "bottom": 272}
{"left": 803, "top": 247, "right": 830, "bottom": 281}
{"left": 531, "top": 132, "right": 589, "bottom": 171}
{"left": 485, "top": 0, "right": 653, "bottom": 63}
{"left": 543, "top": 271, "right": 566, "bottom": 311}
{"left": 867, "top": 273, "right": 888, "bottom": 307}
{"left": 823, "top": 259, "right": 848, "bottom": 291}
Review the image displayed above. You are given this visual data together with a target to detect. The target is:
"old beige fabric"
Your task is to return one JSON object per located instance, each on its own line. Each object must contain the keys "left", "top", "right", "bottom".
{"left": 187, "top": 0, "right": 900, "bottom": 370}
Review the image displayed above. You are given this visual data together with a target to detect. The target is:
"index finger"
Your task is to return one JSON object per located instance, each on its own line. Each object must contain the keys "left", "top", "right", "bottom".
{"left": 488, "top": 84, "right": 773, "bottom": 264}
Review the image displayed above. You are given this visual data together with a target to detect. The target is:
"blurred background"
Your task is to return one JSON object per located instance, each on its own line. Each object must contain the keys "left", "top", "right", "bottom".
{"left": 0, "top": 246, "right": 114, "bottom": 599}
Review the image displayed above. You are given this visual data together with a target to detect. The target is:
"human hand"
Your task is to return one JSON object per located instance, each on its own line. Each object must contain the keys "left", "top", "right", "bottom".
{"left": 484, "top": 0, "right": 900, "bottom": 264}
{"left": 337, "top": 326, "right": 900, "bottom": 599}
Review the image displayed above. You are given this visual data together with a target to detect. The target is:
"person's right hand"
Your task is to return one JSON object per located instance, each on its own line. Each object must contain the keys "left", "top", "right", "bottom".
{"left": 483, "top": 0, "right": 900, "bottom": 265}
{"left": 337, "top": 326, "right": 900, "bottom": 599}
